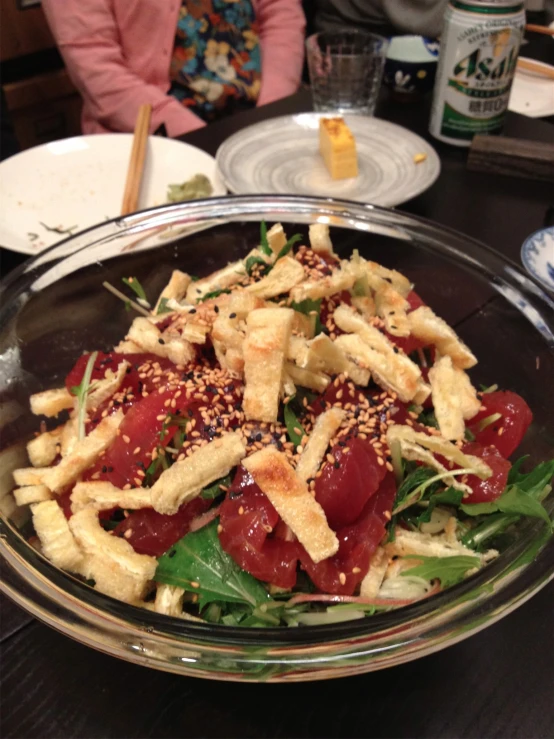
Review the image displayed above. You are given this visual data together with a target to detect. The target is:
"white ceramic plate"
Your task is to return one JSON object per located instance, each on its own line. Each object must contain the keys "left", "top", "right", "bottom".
{"left": 508, "top": 58, "right": 554, "bottom": 118}
{"left": 216, "top": 113, "right": 440, "bottom": 207}
{"left": 0, "top": 134, "right": 226, "bottom": 255}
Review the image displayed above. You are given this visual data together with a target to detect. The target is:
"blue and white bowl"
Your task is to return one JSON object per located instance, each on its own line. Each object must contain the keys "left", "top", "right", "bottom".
{"left": 521, "top": 227, "right": 554, "bottom": 293}
{"left": 384, "top": 35, "right": 439, "bottom": 98}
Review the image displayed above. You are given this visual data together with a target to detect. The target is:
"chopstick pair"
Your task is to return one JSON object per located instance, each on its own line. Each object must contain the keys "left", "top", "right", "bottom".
{"left": 525, "top": 23, "right": 554, "bottom": 37}
{"left": 516, "top": 57, "right": 554, "bottom": 80}
{"left": 121, "top": 103, "right": 152, "bottom": 216}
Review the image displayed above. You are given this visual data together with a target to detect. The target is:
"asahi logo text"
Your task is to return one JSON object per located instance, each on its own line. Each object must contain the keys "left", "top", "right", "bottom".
{"left": 453, "top": 46, "right": 517, "bottom": 81}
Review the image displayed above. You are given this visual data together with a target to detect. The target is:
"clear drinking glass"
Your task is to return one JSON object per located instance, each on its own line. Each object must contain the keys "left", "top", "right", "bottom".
{"left": 306, "top": 30, "right": 389, "bottom": 115}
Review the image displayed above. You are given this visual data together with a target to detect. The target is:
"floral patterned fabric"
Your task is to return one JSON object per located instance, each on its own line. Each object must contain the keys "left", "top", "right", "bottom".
{"left": 169, "top": 0, "right": 261, "bottom": 122}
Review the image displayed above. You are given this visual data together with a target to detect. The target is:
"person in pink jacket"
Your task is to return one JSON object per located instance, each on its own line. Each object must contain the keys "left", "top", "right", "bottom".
{"left": 42, "top": 0, "right": 306, "bottom": 137}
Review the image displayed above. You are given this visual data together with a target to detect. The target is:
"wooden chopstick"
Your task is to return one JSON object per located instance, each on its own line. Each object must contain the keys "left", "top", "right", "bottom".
{"left": 525, "top": 23, "right": 554, "bottom": 37}
{"left": 516, "top": 57, "right": 554, "bottom": 80}
{"left": 121, "top": 103, "right": 152, "bottom": 216}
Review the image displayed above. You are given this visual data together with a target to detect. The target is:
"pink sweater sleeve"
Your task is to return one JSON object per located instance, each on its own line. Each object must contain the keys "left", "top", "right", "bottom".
{"left": 256, "top": 0, "right": 306, "bottom": 106}
{"left": 41, "top": 0, "right": 205, "bottom": 137}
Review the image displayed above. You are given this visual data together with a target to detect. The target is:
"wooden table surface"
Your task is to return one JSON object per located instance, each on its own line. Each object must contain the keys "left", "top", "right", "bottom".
{"left": 1, "top": 82, "right": 553, "bottom": 739}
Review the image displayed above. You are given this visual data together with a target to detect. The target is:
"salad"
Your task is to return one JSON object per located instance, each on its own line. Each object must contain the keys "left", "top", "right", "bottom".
{"left": 11, "top": 222, "right": 553, "bottom": 627}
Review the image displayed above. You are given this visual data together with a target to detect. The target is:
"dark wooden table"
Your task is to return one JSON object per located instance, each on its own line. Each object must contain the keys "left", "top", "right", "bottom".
{"left": 1, "top": 85, "right": 553, "bottom": 739}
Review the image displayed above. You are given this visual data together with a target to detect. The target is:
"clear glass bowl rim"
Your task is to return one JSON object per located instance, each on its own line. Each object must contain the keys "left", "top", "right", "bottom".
{"left": 0, "top": 194, "right": 552, "bottom": 679}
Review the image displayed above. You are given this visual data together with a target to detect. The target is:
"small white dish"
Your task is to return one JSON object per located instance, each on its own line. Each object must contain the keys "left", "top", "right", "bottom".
{"left": 0, "top": 134, "right": 226, "bottom": 255}
{"left": 521, "top": 226, "right": 554, "bottom": 292}
{"left": 508, "top": 58, "right": 554, "bottom": 118}
{"left": 216, "top": 113, "right": 440, "bottom": 207}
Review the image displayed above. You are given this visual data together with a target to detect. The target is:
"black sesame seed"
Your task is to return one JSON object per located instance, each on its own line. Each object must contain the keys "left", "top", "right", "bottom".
{"left": 189, "top": 308, "right": 197, "bottom": 314}
{"left": 168, "top": 550, "right": 177, "bottom": 558}
{"left": 229, "top": 312, "right": 237, "bottom": 319}
{"left": 214, "top": 306, "right": 219, "bottom": 313}
{"left": 101, "top": 465, "right": 107, "bottom": 473}
{"left": 158, "top": 338, "right": 165, "bottom": 345}
{"left": 334, "top": 461, "right": 340, "bottom": 469}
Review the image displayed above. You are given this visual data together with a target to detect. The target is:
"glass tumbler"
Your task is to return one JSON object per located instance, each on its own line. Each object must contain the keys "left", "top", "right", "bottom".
{"left": 306, "top": 30, "right": 389, "bottom": 116}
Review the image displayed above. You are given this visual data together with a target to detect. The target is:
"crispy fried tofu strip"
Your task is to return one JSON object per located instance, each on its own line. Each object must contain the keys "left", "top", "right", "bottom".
{"left": 375, "top": 285, "right": 410, "bottom": 337}
{"left": 185, "top": 261, "right": 246, "bottom": 303}
{"left": 211, "top": 313, "right": 245, "bottom": 377}
{"left": 266, "top": 223, "right": 287, "bottom": 256}
{"left": 385, "top": 528, "right": 493, "bottom": 563}
{"left": 428, "top": 355, "right": 479, "bottom": 441}
{"left": 70, "top": 508, "right": 157, "bottom": 602}
{"left": 408, "top": 306, "right": 477, "bottom": 369}
{"left": 151, "top": 432, "right": 246, "bottom": 515}
{"left": 245, "top": 256, "right": 305, "bottom": 299}
{"left": 154, "top": 584, "right": 188, "bottom": 618}
{"left": 14, "top": 484, "right": 52, "bottom": 506}
{"left": 114, "top": 339, "right": 142, "bottom": 353}
{"left": 290, "top": 260, "right": 363, "bottom": 303}
{"left": 365, "top": 260, "right": 412, "bottom": 298}
{"left": 60, "top": 417, "right": 78, "bottom": 458}
{"left": 127, "top": 317, "right": 195, "bottom": 366}
{"left": 291, "top": 310, "right": 316, "bottom": 339}
{"left": 39, "top": 411, "right": 124, "bottom": 494}
{"left": 30, "top": 388, "right": 74, "bottom": 418}
{"left": 287, "top": 335, "right": 310, "bottom": 366}
{"left": 27, "top": 426, "right": 63, "bottom": 467}
{"left": 182, "top": 323, "right": 210, "bottom": 345}
{"left": 243, "top": 447, "right": 339, "bottom": 563}
{"left": 212, "top": 314, "right": 244, "bottom": 351}
{"left": 214, "top": 343, "right": 244, "bottom": 378}
{"left": 334, "top": 305, "right": 429, "bottom": 401}
{"left": 429, "top": 355, "right": 464, "bottom": 441}
{"left": 360, "top": 546, "right": 388, "bottom": 598}
{"left": 154, "top": 270, "right": 191, "bottom": 312}
{"left": 386, "top": 425, "right": 492, "bottom": 485}
{"left": 87, "top": 361, "right": 130, "bottom": 410}
{"left": 351, "top": 295, "right": 376, "bottom": 321}
{"left": 304, "top": 334, "right": 370, "bottom": 387}
{"left": 71, "top": 481, "right": 152, "bottom": 514}
{"left": 334, "top": 331, "right": 426, "bottom": 404}
{"left": 281, "top": 370, "right": 296, "bottom": 398}
{"left": 285, "top": 362, "right": 330, "bottom": 393}
{"left": 12, "top": 467, "right": 47, "bottom": 487}
{"left": 455, "top": 366, "right": 481, "bottom": 420}
{"left": 81, "top": 554, "right": 150, "bottom": 603}
{"left": 243, "top": 308, "right": 293, "bottom": 422}
{"left": 296, "top": 408, "right": 346, "bottom": 482}
{"left": 228, "top": 290, "right": 266, "bottom": 318}
{"left": 32, "top": 500, "right": 84, "bottom": 573}
{"left": 309, "top": 223, "right": 334, "bottom": 255}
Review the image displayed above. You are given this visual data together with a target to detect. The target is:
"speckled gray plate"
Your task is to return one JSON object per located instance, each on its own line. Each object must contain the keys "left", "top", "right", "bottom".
{"left": 216, "top": 113, "right": 440, "bottom": 207}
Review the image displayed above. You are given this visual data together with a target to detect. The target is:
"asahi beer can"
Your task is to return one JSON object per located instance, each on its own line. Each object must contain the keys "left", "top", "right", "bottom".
{"left": 429, "top": 0, "right": 525, "bottom": 146}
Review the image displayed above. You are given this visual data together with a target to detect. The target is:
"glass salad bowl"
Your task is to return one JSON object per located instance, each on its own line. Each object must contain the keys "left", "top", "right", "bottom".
{"left": 0, "top": 195, "right": 552, "bottom": 682}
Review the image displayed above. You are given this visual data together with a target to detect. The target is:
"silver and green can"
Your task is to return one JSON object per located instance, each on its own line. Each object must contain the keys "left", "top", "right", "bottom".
{"left": 429, "top": 0, "right": 525, "bottom": 146}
